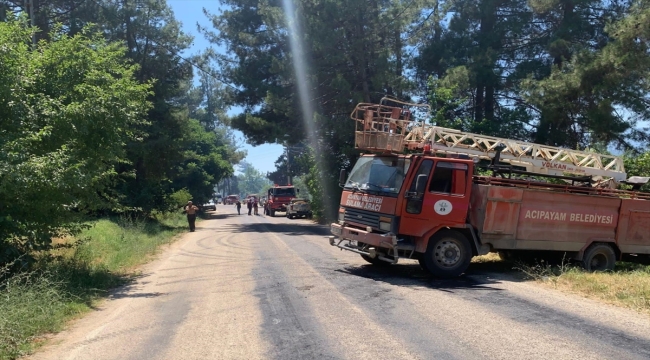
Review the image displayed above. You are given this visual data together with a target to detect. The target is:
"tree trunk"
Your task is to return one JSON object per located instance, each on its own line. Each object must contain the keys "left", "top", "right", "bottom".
{"left": 476, "top": 0, "right": 497, "bottom": 125}
{"left": 485, "top": 84, "right": 494, "bottom": 123}
{"left": 123, "top": 0, "right": 136, "bottom": 57}
{"left": 554, "top": 0, "right": 575, "bottom": 69}
{"left": 474, "top": 85, "right": 484, "bottom": 123}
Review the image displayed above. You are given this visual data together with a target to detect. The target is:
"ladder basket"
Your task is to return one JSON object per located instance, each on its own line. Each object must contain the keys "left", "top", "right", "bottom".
{"left": 355, "top": 131, "right": 405, "bottom": 152}
{"left": 350, "top": 102, "right": 413, "bottom": 153}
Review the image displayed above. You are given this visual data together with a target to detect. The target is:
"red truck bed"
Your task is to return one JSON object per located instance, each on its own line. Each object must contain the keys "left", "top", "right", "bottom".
{"left": 469, "top": 178, "right": 650, "bottom": 255}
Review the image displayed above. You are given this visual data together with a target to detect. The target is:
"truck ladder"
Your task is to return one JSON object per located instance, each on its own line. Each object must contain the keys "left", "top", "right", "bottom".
{"left": 350, "top": 99, "right": 626, "bottom": 182}
{"left": 403, "top": 125, "right": 626, "bottom": 181}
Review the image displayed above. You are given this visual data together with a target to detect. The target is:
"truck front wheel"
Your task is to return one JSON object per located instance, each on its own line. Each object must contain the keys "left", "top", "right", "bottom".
{"left": 582, "top": 243, "right": 616, "bottom": 271}
{"left": 270, "top": 209, "right": 275, "bottom": 217}
{"left": 423, "top": 231, "right": 472, "bottom": 278}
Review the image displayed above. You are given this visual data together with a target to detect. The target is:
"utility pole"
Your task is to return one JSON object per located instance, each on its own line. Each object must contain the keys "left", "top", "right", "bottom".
{"left": 286, "top": 144, "right": 291, "bottom": 186}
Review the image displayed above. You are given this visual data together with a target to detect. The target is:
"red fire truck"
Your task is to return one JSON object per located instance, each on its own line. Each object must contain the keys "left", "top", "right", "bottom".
{"left": 265, "top": 184, "right": 298, "bottom": 217}
{"left": 225, "top": 194, "right": 239, "bottom": 205}
{"left": 329, "top": 99, "right": 650, "bottom": 278}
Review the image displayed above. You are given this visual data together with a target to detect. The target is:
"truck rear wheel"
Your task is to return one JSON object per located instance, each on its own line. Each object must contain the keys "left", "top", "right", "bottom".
{"left": 582, "top": 243, "right": 616, "bottom": 271}
{"left": 423, "top": 231, "right": 472, "bottom": 278}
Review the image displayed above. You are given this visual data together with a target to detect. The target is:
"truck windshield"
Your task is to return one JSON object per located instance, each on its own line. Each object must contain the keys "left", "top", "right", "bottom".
{"left": 273, "top": 188, "right": 296, "bottom": 196}
{"left": 345, "top": 156, "right": 410, "bottom": 196}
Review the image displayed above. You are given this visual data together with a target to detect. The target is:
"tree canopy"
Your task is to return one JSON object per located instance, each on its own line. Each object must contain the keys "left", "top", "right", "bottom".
{"left": 0, "top": 1, "right": 245, "bottom": 263}
{"left": 205, "top": 0, "right": 650, "bottom": 219}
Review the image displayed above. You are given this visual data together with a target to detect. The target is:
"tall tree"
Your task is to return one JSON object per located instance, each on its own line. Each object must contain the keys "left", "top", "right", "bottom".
{"left": 203, "top": 0, "right": 423, "bottom": 218}
{"left": 1, "top": 0, "right": 243, "bottom": 213}
{"left": 237, "top": 161, "right": 272, "bottom": 196}
{"left": 417, "top": 0, "right": 649, "bottom": 150}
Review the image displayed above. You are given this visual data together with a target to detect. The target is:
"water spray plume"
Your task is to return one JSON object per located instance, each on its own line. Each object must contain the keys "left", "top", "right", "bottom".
{"left": 282, "top": 0, "right": 334, "bottom": 218}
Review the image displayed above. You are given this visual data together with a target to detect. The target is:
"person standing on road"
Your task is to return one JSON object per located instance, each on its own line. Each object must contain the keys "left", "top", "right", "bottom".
{"left": 253, "top": 199, "right": 259, "bottom": 216}
{"left": 236, "top": 200, "right": 241, "bottom": 215}
{"left": 247, "top": 199, "right": 253, "bottom": 216}
{"left": 184, "top": 201, "right": 199, "bottom": 232}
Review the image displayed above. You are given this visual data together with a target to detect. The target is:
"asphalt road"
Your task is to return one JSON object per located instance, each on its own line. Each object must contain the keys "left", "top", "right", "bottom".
{"left": 29, "top": 206, "right": 650, "bottom": 360}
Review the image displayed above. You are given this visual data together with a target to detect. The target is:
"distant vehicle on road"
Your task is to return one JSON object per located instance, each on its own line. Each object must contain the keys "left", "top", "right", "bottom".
{"left": 202, "top": 200, "right": 216, "bottom": 211}
{"left": 287, "top": 199, "right": 313, "bottom": 219}
{"left": 215, "top": 194, "right": 223, "bottom": 204}
{"left": 225, "top": 195, "right": 239, "bottom": 205}
{"left": 265, "top": 185, "right": 298, "bottom": 217}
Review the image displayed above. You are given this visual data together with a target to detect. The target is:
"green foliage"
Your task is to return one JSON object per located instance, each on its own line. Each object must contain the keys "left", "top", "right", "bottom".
{"left": 169, "top": 119, "right": 235, "bottom": 205}
{"left": 164, "top": 189, "right": 193, "bottom": 212}
{"left": 301, "top": 150, "right": 342, "bottom": 221}
{"left": 428, "top": 71, "right": 472, "bottom": 130}
{"left": 292, "top": 176, "right": 312, "bottom": 200}
{"left": 624, "top": 151, "right": 650, "bottom": 191}
{"left": 237, "top": 161, "right": 272, "bottom": 197}
{"left": 0, "top": 18, "right": 151, "bottom": 264}
{"left": 416, "top": 0, "right": 650, "bottom": 150}
{"left": 303, "top": 153, "right": 327, "bottom": 220}
{"left": 267, "top": 144, "right": 311, "bottom": 185}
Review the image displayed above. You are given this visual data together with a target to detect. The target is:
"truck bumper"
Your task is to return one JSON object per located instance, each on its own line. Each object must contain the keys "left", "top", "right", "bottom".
{"left": 329, "top": 223, "right": 400, "bottom": 263}
{"left": 292, "top": 211, "right": 312, "bottom": 216}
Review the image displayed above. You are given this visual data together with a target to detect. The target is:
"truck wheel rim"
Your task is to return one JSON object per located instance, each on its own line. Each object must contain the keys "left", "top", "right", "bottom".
{"left": 435, "top": 240, "right": 461, "bottom": 267}
{"left": 590, "top": 253, "right": 608, "bottom": 271}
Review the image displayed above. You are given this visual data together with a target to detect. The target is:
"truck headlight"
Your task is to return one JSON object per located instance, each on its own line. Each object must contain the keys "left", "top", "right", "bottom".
{"left": 379, "top": 216, "right": 392, "bottom": 231}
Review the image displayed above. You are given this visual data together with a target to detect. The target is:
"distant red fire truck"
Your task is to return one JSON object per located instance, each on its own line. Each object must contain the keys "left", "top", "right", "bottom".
{"left": 264, "top": 184, "right": 298, "bottom": 217}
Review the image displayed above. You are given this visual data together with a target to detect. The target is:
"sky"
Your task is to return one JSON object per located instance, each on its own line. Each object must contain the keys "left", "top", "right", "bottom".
{"left": 167, "top": 0, "right": 284, "bottom": 175}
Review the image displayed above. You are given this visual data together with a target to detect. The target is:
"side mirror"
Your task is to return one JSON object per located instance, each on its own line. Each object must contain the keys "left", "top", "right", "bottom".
{"left": 339, "top": 169, "right": 347, "bottom": 185}
{"left": 296, "top": 188, "right": 300, "bottom": 194}
{"left": 415, "top": 174, "right": 428, "bottom": 194}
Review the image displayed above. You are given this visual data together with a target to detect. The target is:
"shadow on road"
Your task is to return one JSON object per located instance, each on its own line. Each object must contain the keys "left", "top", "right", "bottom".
{"left": 201, "top": 212, "right": 240, "bottom": 220}
{"left": 220, "top": 222, "right": 331, "bottom": 237}
{"left": 336, "top": 262, "right": 510, "bottom": 292}
{"left": 218, "top": 220, "right": 523, "bottom": 289}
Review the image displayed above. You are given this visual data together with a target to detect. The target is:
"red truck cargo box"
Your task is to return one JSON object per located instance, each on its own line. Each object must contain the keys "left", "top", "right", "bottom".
{"left": 471, "top": 184, "right": 621, "bottom": 252}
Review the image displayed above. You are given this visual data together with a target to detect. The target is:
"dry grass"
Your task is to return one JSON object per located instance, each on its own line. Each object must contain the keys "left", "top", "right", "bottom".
{"left": 471, "top": 252, "right": 502, "bottom": 263}
{"left": 537, "top": 265, "right": 650, "bottom": 314}
{"left": 470, "top": 253, "right": 650, "bottom": 314}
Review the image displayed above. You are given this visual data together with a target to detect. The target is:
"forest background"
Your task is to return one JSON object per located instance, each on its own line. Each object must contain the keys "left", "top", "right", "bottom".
{"left": 1, "top": 1, "right": 650, "bottom": 357}
{"left": 1, "top": 0, "right": 650, "bottom": 262}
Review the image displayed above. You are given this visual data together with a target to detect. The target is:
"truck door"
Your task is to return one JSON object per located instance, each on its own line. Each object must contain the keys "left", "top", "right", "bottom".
{"left": 401, "top": 160, "right": 470, "bottom": 237}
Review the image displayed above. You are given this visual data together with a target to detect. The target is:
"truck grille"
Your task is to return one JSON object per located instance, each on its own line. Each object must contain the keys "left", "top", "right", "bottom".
{"left": 344, "top": 208, "right": 381, "bottom": 229}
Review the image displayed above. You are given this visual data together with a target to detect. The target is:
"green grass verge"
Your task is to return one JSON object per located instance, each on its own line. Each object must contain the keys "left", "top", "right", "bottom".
{"left": 0, "top": 213, "right": 188, "bottom": 360}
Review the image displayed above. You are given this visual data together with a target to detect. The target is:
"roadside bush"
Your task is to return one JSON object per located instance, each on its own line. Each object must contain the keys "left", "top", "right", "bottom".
{"left": 164, "top": 188, "right": 193, "bottom": 212}
{"left": 0, "top": 18, "right": 151, "bottom": 265}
